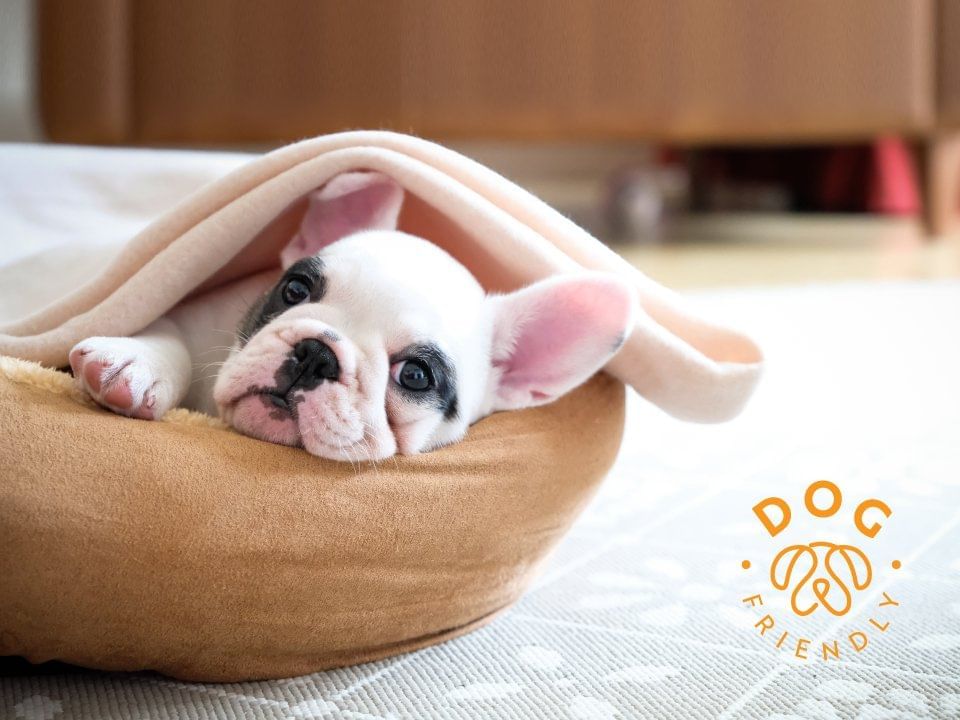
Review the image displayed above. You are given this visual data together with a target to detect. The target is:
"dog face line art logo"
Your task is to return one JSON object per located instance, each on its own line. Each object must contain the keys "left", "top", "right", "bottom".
{"left": 740, "top": 480, "right": 902, "bottom": 661}
{"left": 770, "top": 540, "right": 871, "bottom": 617}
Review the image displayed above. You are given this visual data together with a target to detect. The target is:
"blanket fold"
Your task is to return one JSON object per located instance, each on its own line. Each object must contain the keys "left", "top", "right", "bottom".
{"left": 0, "top": 131, "right": 761, "bottom": 421}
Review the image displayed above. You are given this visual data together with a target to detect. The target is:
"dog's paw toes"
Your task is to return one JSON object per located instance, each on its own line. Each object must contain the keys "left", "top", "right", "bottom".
{"left": 69, "top": 339, "right": 170, "bottom": 420}
{"left": 130, "top": 390, "right": 159, "bottom": 420}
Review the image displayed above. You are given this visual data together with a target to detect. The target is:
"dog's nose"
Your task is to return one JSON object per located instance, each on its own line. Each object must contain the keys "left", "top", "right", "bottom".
{"left": 290, "top": 338, "right": 340, "bottom": 386}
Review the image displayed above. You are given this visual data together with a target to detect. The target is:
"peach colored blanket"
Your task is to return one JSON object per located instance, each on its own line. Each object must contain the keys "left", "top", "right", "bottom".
{"left": 0, "top": 131, "right": 761, "bottom": 421}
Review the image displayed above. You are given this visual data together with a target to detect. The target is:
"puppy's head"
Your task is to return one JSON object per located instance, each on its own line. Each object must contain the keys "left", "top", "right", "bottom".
{"left": 214, "top": 172, "right": 634, "bottom": 461}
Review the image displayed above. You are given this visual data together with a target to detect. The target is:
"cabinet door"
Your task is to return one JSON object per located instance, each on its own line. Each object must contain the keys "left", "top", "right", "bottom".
{"left": 401, "top": 1, "right": 934, "bottom": 142}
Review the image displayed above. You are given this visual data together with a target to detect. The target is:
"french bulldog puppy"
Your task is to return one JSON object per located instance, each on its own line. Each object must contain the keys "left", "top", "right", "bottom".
{"left": 69, "top": 172, "right": 633, "bottom": 461}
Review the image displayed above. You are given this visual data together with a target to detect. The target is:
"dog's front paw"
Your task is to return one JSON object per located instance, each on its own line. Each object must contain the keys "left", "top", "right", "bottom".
{"left": 69, "top": 337, "right": 175, "bottom": 420}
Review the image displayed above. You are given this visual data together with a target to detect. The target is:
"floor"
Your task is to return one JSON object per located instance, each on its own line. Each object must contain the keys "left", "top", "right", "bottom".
{"left": 612, "top": 214, "right": 960, "bottom": 289}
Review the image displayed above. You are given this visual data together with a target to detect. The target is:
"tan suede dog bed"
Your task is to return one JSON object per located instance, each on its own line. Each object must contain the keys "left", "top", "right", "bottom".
{"left": 0, "top": 133, "right": 761, "bottom": 681}
{"left": 0, "top": 356, "right": 623, "bottom": 681}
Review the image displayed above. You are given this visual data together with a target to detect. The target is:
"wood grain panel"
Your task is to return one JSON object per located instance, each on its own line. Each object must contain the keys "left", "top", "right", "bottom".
{"left": 39, "top": 0, "right": 935, "bottom": 144}
{"left": 131, "top": 1, "right": 404, "bottom": 143}
{"left": 37, "top": 0, "right": 132, "bottom": 143}
{"left": 937, "top": 0, "right": 960, "bottom": 126}
{"left": 401, "top": 0, "right": 934, "bottom": 141}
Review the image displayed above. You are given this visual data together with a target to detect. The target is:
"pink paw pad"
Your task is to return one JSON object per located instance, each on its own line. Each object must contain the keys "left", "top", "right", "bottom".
{"left": 101, "top": 375, "right": 133, "bottom": 408}
{"left": 69, "top": 341, "right": 163, "bottom": 420}
{"left": 82, "top": 360, "right": 108, "bottom": 394}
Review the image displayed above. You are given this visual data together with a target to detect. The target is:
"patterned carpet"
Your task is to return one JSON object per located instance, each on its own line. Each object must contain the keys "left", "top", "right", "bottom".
{"left": 3, "top": 281, "right": 959, "bottom": 720}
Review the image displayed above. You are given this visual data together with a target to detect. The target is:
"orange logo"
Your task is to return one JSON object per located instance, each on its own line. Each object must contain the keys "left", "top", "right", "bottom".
{"left": 740, "top": 480, "right": 901, "bottom": 661}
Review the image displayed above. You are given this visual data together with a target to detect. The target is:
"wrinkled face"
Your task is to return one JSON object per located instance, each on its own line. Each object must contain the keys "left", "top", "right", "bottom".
{"left": 212, "top": 171, "right": 634, "bottom": 461}
{"left": 214, "top": 232, "right": 488, "bottom": 460}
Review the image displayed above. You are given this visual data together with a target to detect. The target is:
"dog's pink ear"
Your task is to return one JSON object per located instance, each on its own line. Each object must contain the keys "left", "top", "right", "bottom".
{"left": 489, "top": 273, "right": 635, "bottom": 411}
{"left": 281, "top": 171, "right": 404, "bottom": 268}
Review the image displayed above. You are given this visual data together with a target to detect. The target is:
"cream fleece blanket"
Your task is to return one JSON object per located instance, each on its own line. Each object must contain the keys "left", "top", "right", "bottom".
{"left": 0, "top": 131, "right": 761, "bottom": 421}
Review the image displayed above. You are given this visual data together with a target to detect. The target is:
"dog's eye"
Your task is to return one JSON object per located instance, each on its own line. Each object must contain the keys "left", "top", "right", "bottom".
{"left": 391, "top": 360, "right": 433, "bottom": 391}
{"left": 281, "top": 277, "right": 311, "bottom": 305}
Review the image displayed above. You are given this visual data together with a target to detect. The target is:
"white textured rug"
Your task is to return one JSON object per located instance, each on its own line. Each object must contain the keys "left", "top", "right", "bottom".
{"left": 3, "top": 281, "right": 959, "bottom": 719}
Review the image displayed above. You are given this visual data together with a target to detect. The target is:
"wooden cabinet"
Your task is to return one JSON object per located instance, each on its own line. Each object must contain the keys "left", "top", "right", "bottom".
{"left": 39, "top": 0, "right": 935, "bottom": 145}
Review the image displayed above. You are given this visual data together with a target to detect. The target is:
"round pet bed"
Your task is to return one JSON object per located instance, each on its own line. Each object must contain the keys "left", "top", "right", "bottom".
{"left": 0, "top": 357, "right": 625, "bottom": 681}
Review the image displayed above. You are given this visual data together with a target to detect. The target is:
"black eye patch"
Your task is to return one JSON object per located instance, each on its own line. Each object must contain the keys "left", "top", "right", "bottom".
{"left": 237, "top": 257, "right": 326, "bottom": 347}
{"left": 391, "top": 343, "right": 458, "bottom": 421}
